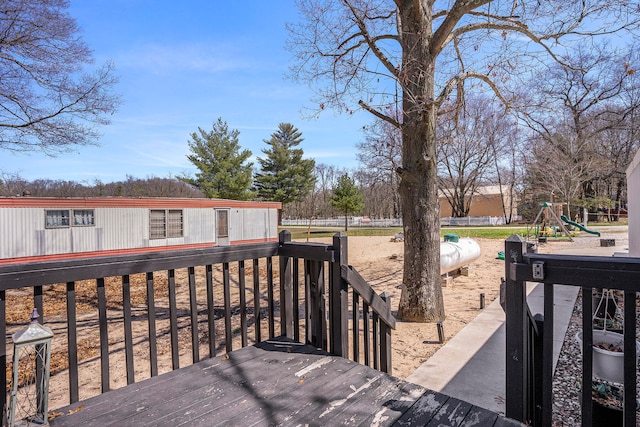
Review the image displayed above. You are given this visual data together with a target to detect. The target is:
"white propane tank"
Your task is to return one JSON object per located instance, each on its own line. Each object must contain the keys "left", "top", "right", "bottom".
{"left": 440, "top": 237, "right": 481, "bottom": 275}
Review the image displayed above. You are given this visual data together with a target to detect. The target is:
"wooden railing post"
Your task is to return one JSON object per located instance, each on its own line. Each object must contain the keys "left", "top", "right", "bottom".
{"left": 306, "top": 259, "right": 326, "bottom": 349}
{"left": 379, "top": 292, "right": 392, "bottom": 374}
{"left": 329, "top": 232, "right": 349, "bottom": 357}
{"left": 0, "top": 289, "right": 5, "bottom": 427}
{"left": 279, "top": 230, "right": 294, "bottom": 339}
{"left": 505, "top": 234, "right": 528, "bottom": 423}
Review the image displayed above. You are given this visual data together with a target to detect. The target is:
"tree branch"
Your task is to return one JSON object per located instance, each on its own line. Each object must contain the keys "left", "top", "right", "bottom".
{"left": 358, "top": 100, "right": 400, "bottom": 128}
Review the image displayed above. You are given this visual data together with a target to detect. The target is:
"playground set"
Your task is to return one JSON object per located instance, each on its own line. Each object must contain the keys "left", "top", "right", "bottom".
{"left": 526, "top": 201, "right": 601, "bottom": 243}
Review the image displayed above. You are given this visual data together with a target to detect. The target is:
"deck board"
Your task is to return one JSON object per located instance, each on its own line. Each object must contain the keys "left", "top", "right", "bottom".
{"left": 48, "top": 337, "right": 523, "bottom": 427}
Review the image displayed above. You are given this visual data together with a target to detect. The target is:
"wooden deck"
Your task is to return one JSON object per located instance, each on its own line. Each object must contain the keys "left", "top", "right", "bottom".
{"left": 48, "top": 337, "right": 522, "bottom": 426}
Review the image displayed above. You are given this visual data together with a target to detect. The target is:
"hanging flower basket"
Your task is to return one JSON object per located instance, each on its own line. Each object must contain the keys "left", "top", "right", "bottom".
{"left": 576, "top": 329, "right": 640, "bottom": 384}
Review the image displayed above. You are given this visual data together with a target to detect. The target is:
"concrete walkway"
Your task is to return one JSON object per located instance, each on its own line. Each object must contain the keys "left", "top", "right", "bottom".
{"left": 406, "top": 241, "right": 625, "bottom": 415}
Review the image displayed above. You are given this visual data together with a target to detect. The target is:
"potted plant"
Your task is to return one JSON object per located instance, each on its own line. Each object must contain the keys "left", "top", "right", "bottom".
{"left": 576, "top": 329, "right": 640, "bottom": 384}
{"left": 591, "top": 380, "right": 623, "bottom": 427}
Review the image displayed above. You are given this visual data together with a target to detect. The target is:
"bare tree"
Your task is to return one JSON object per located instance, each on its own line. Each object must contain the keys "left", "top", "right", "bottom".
{"left": 491, "top": 127, "right": 523, "bottom": 224}
{"left": 437, "top": 97, "right": 511, "bottom": 217}
{"left": 288, "top": 0, "right": 640, "bottom": 321}
{"left": 521, "top": 45, "right": 640, "bottom": 219}
{"left": 0, "top": 0, "right": 120, "bottom": 154}
{"left": 356, "top": 117, "right": 402, "bottom": 217}
{"left": 0, "top": 171, "right": 28, "bottom": 196}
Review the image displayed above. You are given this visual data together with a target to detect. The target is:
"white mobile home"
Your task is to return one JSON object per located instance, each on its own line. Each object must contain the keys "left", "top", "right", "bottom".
{"left": 0, "top": 197, "right": 280, "bottom": 265}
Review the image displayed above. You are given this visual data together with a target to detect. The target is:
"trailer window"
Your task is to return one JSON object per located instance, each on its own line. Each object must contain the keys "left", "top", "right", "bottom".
{"left": 217, "top": 210, "right": 229, "bottom": 238}
{"left": 73, "top": 209, "right": 95, "bottom": 226}
{"left": 150, "top": 209, "right": 183, "bottom": 239}
{"left": 45, "top": 210, "right": 70, "bottom": 228}
{"left": 167, "top": 210, "right": 183, "bottom": 238}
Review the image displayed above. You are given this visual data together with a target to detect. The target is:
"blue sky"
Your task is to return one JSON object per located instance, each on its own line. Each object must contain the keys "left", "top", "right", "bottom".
{"left": 2, "top": 0, "right": 371, "bottom": 183}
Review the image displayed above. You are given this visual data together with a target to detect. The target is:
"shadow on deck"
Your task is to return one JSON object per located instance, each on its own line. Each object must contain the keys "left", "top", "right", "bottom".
{"left": 49, "top": 337, "right": 522, "bottom": 426}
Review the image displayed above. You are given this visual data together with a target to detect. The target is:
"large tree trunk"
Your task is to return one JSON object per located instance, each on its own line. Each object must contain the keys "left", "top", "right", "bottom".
{"left": 396, "top": 2, "right": 444, "bottom": 322}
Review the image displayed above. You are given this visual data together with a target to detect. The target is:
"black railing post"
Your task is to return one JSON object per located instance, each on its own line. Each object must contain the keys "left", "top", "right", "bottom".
{"left": 279, "top": 230, "right": 294, "bottom": 339}
{"left": 532, "top": 313, "right": 544, "bottom": 427}
{"left": 623, "top": 289, "right": 637, "bottom": 427}
{"left": 306, "top": 259, "right": 326, "bottom": 349}
{"left": 379, "top": 292, "right": 392, "bottom": 374}
{"left": 0, "top": 290, "right": 6, "bottom": 427}
{"left": 505, "top": 234, "right": 528, "bottom": 423}
{"left": 329, "top": 232, "right": 349, "bottom": 357}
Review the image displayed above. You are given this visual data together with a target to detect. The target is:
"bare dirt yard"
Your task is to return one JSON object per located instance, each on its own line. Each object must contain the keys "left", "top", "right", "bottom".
{"left": 305, "top": 235, "right": 507, "bottom": 379}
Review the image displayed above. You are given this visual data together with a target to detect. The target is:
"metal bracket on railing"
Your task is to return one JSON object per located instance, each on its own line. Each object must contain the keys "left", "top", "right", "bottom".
{"left": 532, "top": 261, "right": 545, "bottom": 280}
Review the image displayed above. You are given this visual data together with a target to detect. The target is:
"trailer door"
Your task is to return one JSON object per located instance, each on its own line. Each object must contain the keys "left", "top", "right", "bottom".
{"left": 216, "top": 209, "right": 230, "bottom": 246}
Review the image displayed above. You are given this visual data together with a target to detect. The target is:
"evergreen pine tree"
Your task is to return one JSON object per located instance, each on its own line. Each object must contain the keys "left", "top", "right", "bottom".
{"left": 180, "top": 118, "right": 254, "bottom": 200}
{"left": 254, "top": 123, "right": 316, "bottom": 217}
{"left": 330, "top": 173, "right": 364, "bottom": 231}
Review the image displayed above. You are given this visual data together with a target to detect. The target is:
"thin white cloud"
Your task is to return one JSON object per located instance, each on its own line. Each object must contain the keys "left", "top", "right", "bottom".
{"left": 116, "top": 42, "right": 252, "bottom": 74}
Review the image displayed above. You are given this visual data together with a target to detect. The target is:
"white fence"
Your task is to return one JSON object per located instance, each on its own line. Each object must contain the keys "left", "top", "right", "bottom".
{"left": 282, "top": 216, "right": 520, "bottom": 228}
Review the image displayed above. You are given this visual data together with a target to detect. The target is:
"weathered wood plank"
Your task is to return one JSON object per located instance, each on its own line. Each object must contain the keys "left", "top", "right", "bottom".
{"left": 126, "top": 350, "right": 334, "bottom": 426}
{"left": 393, "top": 390, "right": 450, "bottom": 426}
{"left": 425, "top": 395, "right": 473, "bottom": 426}
{"left": 318, "top": 374, "right": 425, "bottom": 425}
{"left": 457, "top": 405, "right": 499, "bottom": 426}
{"left": 492, "top": 415, "right": 527, "bottom": 426}
{"left": 48, "top": 345, "right": 275, "bottom": 426}
{"left": 48, "top": 337, "right": 522, "bottom": 427}
{"left": 359, "top": 381, "right": 428, "bottom": 426}
{"left": 271, "top": 360, "right": 386, "bottom": 424}
{"left": 163, "top": 344, "right": 345, "bottom": 426}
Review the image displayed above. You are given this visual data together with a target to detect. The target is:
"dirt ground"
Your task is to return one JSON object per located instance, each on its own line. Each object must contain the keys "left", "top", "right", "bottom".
{"left": 305, "top": 235, "right": 506, "bottom": 379}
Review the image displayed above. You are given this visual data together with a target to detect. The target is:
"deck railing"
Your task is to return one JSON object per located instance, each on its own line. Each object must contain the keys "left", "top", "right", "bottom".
{"left": 504, "top": 234, "right": 639, "bottom": 427}
{"left": 0, "top": 231, "right": 394, "bottom": 423}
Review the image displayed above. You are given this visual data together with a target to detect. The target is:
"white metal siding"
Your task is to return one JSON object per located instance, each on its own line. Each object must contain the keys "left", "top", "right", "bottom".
{"left": 99, "top": 208, "right": 148, "bottom": 250}
{"left": 0, "top": 208, "right": 42, "bottom": 258}
{"left": 229, "top": 209, "right": 242, "bottom": 242}
{"left": 268, "top": 209, "right": 278, "bottom": 238}
{"left": 184, "top": 208, "right": 214, "bottom": 244}
{"left": 0, "top": 202, "right": 277, "bottom": 259}
{"left": 240, "top": 208, "right": 277, "bottom": 241}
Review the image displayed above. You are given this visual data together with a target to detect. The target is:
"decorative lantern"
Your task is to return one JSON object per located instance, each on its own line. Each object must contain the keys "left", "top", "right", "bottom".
{"left": 8, "top": 308, "right": 54, "bottom": 426}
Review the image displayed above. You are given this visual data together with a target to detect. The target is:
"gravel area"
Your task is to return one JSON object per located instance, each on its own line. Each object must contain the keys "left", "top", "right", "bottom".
{"left": 552, "top": 290, "right": 640, "bottom": 426}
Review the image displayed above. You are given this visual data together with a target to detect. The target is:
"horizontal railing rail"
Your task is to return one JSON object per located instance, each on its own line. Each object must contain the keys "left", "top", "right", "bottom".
{"left": 505, "top": 234, "right": 639, "bottom": 427}
{"left": 0, "top": 230, "right": 395, "bottom": 425}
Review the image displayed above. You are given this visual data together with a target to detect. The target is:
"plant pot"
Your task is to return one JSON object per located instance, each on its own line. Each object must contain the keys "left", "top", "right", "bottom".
{"left": 592, "top": 399, "right": 622, "bottom": 427}
{"left": 576, "top": 330, "right": 640, "bottom": 384}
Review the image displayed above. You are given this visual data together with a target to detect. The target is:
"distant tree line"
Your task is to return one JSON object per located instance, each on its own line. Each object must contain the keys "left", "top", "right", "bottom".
{"left": 0, "top": 173, "right": 204, "bottom": 198}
